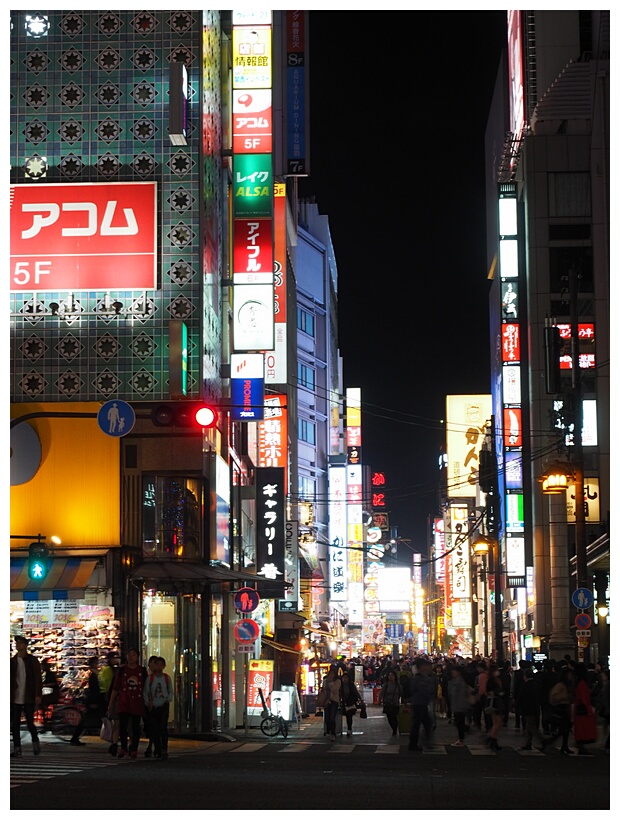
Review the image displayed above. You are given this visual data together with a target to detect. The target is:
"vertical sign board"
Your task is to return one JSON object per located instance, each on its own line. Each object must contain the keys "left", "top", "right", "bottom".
{"left": 247, "top": 658, "right": 274, "bottom": 718}
{"left": 255, "top": 467, "right": 286, "bottom": 599}
{"left": 230, "top": 353, "right": 264, "bottom": 421}
{"left": 286, "top": 11, "right": 309, "bottom": 175}
{"left": 210, "top": 453, "right": 231, "bottom": 566}
{"left": 345, "top": 387, "right": 362, "bottom": 615}
{"left": 446, "top": 395, "right": 491, "bottom": 498}
{"left": 232, "top": 14, "right": 275, "bottom": 358}
{"left": 284, "top": 519, "right": 299, "bottom": 604}
{"left": 450, "top": 504, "right": 471, "bottom": 627}
{"left": 258, "top": 394, "right": 288, "bottom": 492}
{"left": 328, "top": 464, "right": 347, "bottom": 603}
{"left": 265, "top": 183, "right": 287, "bottom": 384}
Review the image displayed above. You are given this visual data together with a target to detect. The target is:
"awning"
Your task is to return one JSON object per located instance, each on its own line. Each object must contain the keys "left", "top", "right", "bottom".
{"left": 128, "top": 560, "right": 291, "bottom": 587}
{"left": 262, "top": 637, "right": 302, "bottom": 656}
{"left": 10, "top": 557, "right": 100, "bottom": 601}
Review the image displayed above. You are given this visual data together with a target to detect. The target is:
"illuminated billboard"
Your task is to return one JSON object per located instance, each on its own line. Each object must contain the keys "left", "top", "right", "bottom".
{"left": 446, "top": 395, "right": 492, "bottom": 498}
{"left": 232, "top": 25, "right": 272, "bottom": 90}
{"left": 328, "top": 464, "right": 347, "bottom": 603}
{"left": 233, "top": 218, "right": 273, "bottom": 284}
{"left": 233, "top": 89, "right": 272, "bottom": 154}
{"left": 232, "top": 283, "right": 274, "bottom": 352}
{"left": 10, "top": 182, "right": 157, "bottom": 292}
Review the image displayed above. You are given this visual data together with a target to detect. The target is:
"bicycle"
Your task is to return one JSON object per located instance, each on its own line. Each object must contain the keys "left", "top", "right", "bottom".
{"left": 258, "top": 688, "right": 288, "bottom": 738}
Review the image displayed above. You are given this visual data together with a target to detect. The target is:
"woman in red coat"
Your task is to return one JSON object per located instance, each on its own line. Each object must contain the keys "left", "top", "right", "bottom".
{"left": 573, "top": 663, "right": 597, "bottom": 755}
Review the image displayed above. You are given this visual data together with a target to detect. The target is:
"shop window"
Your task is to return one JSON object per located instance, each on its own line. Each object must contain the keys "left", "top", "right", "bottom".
{"left": 142, "top": 476, "right": 202, "bottom": 560}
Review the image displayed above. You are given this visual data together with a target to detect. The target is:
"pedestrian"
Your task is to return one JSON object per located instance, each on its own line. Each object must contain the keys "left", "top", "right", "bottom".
{"left": 572, "top": 662, "right": 597, "bottom": 755}
{"left": 379, "top": 669, "right": 402, "bottom": 737}
{"left": 484, "top": 663, "right": 504, "bottom": 751}
{"left": 143, "top": 655, "right": 159, "bottom": 758}
{"left": 40, "top": 658, "right": 60, "bottom": 732}
{"left": 536, "top": 659, "right": 559, "bottom": 734}
{"left": 428, "top": 664, "right": 440, "bottom": 729}
{"left": 107, "top": 648, "right": 147, "bottom": 758}
{"left": 511, "top": 660, "right": 528, "bottom": 730}
{"left": 447, "top": 664, "right": 472, "bottom": 747}
{"left": 542, "top": 665, "right": 575, "bottom": 755}
{"left": 70, "top": 656, "right": 106, "bottom": 746}
{"left": 340, "top": 670, "right": 361, "bottom": 737}
{"left": 10, "top": 636, "right": 43, "bottom": 757}
{"left": 143, "top": 656, "right": 173, "bottom": 759}
{"left": 320, "top": 667, "right": 342, "bottom": 741}
{"left": 499, "top": 660, "right": 513, "bottom": 727}
{"left": 516, "top": 667, "right": 545, "bottom": 751}
{"left": 99, "top": 649, "right": 120, "bottom": 756}
{"left": 435, "top": 664, "right": 447, "bottom": 718}
{"left": 408, "top": 657, "right": 435, "bottom": 751}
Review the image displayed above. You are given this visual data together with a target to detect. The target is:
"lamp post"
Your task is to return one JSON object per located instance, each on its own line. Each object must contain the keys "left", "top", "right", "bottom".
{"left": 539, "top": 460, "right": 575, "bottom": 659}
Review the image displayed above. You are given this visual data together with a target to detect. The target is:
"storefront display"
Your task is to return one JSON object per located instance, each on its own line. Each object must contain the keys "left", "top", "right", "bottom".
{"left": 10, "top": 601, "right": 120, "bottom": 691}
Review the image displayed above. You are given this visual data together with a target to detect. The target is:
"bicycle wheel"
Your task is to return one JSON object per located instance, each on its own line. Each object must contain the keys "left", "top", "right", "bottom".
{"left": 260, "top": 716, "right": 280, "bottom": 737}
{"left": 279, "top": 718, "right": 288, "bottom": 739}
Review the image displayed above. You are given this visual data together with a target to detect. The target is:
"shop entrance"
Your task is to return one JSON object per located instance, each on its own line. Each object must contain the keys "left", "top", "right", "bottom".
{"left": 143, "top": 591, "right": 202, "bottom": 734}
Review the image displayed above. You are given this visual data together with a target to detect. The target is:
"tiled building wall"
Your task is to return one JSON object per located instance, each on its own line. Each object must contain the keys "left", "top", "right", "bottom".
{"left": 10, "top": 10, "right": 223, "bottom": 403}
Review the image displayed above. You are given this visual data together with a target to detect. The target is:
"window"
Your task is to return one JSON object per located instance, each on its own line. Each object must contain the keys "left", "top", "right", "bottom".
{"left": 297, "top": 362, "right": 315, "bottom": 391}
{"left": 298, "top": 475, "right": 316, "bottom": 499}
{"left": 298, "top": 418, "right": 316, "bottom": 445}
{"left": 297, "top": 306, "right": 315, "bottom": 337}
{"left": 142, "top": 476, "right": 202, "bottom": 560}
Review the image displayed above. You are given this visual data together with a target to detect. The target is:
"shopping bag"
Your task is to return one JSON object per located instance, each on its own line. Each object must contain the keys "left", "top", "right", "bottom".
{"left": 100, "top": 716, "right": 114, "bottom": 743}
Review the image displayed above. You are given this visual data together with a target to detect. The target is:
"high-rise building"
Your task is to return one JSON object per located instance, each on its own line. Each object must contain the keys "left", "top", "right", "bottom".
{"left": 484, "top": 10, "right": 609, "bottom": 664}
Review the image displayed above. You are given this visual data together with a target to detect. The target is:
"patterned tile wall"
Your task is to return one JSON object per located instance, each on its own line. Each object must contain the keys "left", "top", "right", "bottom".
{"left": 10, "top": 10, "right": 224, "bottom": 403}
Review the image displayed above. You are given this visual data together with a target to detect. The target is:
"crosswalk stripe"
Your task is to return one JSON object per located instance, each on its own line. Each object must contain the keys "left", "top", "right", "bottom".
{"left": 375, "top": 745, "right": 400, "bottom": 754}
{"left": 229, "top": 743, "right": 267, "bottom": 752}
{"left": 327, "top": 745, "right": 355, "bottom": 753}
{"left": 278, "top": 743, "right": 309, "bottom": 752}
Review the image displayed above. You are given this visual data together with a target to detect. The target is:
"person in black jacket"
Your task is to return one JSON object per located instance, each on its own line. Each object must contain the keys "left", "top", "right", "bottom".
{"left": 70, "top": 657, "right": 106, "bottom": 746}
{"left": 516, "top": 668, "right": 545, "bottom": 750}
{"left": 10, "top": 636, "right": 43, "bottom": 757}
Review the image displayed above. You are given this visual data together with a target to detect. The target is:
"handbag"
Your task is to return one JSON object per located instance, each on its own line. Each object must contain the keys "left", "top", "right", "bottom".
{"left": 100, "top": 716, "right": 114, "bottom": 742}
{"left": 359, "top": 701, "right": 367, "bottom": 719}
{"left": 316, "top": 689, "right": 328, "bottom": 708}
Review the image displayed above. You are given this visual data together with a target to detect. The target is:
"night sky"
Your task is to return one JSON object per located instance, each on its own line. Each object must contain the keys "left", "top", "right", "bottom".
{"left": 298, "top": 10, "right": 508, "bottom": 553}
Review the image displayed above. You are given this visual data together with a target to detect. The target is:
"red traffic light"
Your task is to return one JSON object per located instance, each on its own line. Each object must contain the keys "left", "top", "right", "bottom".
{"left": 151, "top": 403, "right": 218, "bottom": 428}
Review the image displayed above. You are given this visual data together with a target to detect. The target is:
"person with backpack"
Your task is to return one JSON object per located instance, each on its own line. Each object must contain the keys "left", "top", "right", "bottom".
{"left": 143, "top": 656, "right": 173, "bottom": 759}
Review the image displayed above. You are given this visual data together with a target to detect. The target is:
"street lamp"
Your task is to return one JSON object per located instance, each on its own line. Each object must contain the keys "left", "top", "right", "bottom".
{"left": 539, "top": 460, "right": 573, "bottom": 495}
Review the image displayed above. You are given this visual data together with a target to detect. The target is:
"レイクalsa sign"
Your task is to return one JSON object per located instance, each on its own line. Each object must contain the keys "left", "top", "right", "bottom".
{"left": 10, "top": 182, "right": 157, "bottom": 292}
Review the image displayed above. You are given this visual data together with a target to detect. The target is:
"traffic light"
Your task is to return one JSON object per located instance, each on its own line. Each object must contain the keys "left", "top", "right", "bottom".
{"left": 28, "top": 542, "right": 49, "bottom": 582}
{"left": 151, "top": 402, "right": 218, "bottom": 428}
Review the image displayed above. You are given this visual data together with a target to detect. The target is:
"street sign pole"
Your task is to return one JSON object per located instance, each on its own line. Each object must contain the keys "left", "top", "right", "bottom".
{"left": 244, "top": 657, "right": 249, "bottom": 738}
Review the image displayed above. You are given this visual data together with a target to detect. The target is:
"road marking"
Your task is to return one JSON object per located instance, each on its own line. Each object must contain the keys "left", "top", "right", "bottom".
{"left": 279, "top": 744, "right": 309, "bottom": 752}
{"left": 327, "top": 745, "right": 355, "bottom": 753}
{"left": 229, "top": 743, "right": 267, "bottom": 753}
{"left": 375, "top": 745, "right": 400, "bottom": 754}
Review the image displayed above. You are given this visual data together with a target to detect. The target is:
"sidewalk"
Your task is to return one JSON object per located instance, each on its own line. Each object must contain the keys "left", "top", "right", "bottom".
{"left": 232, "top": 703, "right": 461, "bottom": 745}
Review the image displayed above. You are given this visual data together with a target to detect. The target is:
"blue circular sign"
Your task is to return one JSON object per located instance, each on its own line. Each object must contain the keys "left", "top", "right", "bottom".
{"left": 234, "top": 619, "right": 260, "bottom": 643}
{"left": 234, "top": 587, "right": 260, "bottom": 614}
{"left": 97, "top": 400, "right": 135, "bottom": 437}
{"left": 571, "top": 587, "right": 594, "bottom": 610}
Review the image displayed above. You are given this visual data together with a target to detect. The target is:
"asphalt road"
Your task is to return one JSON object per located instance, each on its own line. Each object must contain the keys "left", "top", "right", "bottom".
{"left": 11, "top": 731, "right": 611, "bottom": 811}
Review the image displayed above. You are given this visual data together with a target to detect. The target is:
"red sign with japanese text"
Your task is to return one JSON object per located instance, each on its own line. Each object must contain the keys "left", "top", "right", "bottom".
{"left": 233, "top": 218, "right": 273, "bottom": 283}
{"left": 233, "top": 89, "right": 273, "bottom": 154}
{"left": 247, "top": 659, "right": 274, "bottom": 717}
{"left": 502, "top": 323, "right": 521, "bottom": 362}
{"left": 258, "top": 394, "right": 288, "bottom": 490}
{"left": 10, "top": 182, "right": 157, "bottom": 292}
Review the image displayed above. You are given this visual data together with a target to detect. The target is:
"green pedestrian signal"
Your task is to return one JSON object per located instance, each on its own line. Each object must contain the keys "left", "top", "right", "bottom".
{"left": 28, "top": 542, "right": 49, "bottom": 581}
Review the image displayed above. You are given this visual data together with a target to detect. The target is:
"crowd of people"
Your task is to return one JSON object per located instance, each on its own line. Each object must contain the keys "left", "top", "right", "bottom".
{"left": 10, "top": 637, "right": 173, "bottom": 760}
{"left": 317, "top": 651, "right": 609, "bottom": 754}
